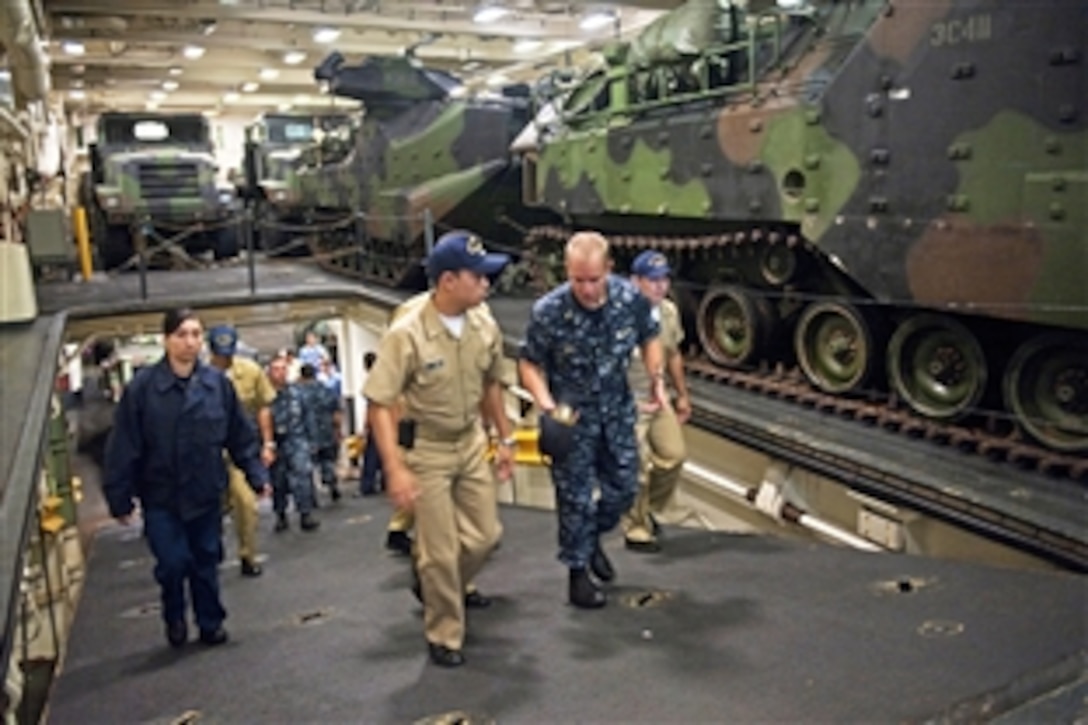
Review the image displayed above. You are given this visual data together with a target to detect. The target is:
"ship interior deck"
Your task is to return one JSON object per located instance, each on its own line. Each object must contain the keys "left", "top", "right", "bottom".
{"left": 3, "top": 260, "right": 1086, "bottom": 723}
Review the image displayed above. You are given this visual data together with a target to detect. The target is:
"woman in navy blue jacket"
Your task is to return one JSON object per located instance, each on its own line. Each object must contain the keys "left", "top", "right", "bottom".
{"left": 104, "top": 308, "right": 269, "bottom": 648}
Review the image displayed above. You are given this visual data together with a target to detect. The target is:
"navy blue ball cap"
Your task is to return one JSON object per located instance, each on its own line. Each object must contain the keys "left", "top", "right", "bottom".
{"left": 208, "top": 325, "right": 238, "bottom": 356}
{"left": 425, "top": 230, "right": 510, "bottom": 279}
{"left": 631, "top": 250, "right": 671, "bottom": 280}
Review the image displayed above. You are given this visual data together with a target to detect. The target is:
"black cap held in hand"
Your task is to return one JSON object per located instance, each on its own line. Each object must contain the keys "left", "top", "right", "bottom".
{"left": 539, "top": 412, "right": 576, "bottom": 465}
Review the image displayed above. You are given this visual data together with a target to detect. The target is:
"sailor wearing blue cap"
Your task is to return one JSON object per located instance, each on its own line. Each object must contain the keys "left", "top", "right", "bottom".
{"left": 207, "top": 324, "right": 277, "bottom": 576}
{"left": 363, "top": 230, "right": 516, "bottom": 668}
{"left": 622, "top": 251, "right": 690, "bottom": 553}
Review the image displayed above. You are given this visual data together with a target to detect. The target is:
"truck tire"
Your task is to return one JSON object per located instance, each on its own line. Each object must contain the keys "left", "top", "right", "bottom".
{"left": 213, "top": 224, "right": 240, "bottom": 260}
{"left": 99, "top": 224, "right": 134, "bottom": 270}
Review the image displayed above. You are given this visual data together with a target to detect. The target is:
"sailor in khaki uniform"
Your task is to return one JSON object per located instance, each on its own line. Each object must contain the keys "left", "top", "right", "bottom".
{"left": 622, "top": 251, "right": 691, "bottom": 552}
{"left": 363, "top": 231, "right": 515, "bottom": 668}
{"left": 207, "top": 325, "right": 277, "bottom": 576}
{"left": 380, "top": 292, "right": 504, "bottom": 573}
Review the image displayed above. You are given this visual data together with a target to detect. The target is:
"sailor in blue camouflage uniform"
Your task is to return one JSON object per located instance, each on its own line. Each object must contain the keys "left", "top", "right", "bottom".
{"left": 267, "top": 353, "right": 321, "bottom": 532}
{"left": 519, "top": 231, "right": 667, "bottom": 609}
{"left": 298, "top": 362, "right": 343, "bottom": 503}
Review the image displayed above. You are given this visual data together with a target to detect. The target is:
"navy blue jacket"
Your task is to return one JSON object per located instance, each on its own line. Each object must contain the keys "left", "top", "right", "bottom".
{"left": 104, "top": 358, "right": 268, "bottom": 520}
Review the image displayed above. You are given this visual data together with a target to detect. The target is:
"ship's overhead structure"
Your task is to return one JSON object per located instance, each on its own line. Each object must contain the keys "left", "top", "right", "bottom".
{"left": 517, "top": 0, "right": 1087, "bottom": 453}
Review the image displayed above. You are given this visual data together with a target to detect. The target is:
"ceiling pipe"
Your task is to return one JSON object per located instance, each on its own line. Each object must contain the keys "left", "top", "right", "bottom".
{"left": 0, "top": 0, "right": 52, "bottom": 107}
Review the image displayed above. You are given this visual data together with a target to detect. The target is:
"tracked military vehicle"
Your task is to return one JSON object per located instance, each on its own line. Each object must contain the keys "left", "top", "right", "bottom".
{"left": 294, "top": 52, "right": 557, "bottom": 288}
{"left": 83, "top": 112, "right": 239, "bottom": 269}
{"left": 242, "top": 111, "right": 352, "bottom": 252}
{"left": 514, "top": 0, "right": 1087, "bottom": 453}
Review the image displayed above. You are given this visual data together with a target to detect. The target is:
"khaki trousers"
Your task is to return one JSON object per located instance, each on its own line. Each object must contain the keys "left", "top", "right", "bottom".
{"left": 623, "top": 406, "right": 686, "bottom": 543}
{"left": 224, "top": 463, "right": 259, "bottom": 562}
{"left": 405, "top": 428, "right": 500, "bottom": 650}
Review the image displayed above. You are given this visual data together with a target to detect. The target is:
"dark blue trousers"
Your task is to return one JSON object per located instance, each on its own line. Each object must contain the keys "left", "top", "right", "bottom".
{"left": 143, "top": 506, "right": 226, "bottom": 633}
{"left": 360, "top": 431, "right": 382, "bottom": 495}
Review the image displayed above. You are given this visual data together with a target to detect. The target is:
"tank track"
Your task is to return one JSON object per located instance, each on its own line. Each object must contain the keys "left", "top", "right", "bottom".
{"left": 523, "top": 224, "right": 1088, "bottom": 482}
{"left": 300, "top": 220, "right": 428, "bottom": 290}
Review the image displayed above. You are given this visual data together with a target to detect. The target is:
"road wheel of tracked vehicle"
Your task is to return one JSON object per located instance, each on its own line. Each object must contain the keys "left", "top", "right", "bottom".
{"left": 887, "top": 314, "right": 987, "bottom": 421}
{"left": 794, "top": 301, "right": 877, "bottom": 394}
{"left": 1003, "top": 333, "right": 1088, "bottom": 453}
{"left": 760, "top": 244, "right": 801, "bottom": 287}
{"left": 696, "top": 285, "right": 778, "bottom": 368}
{"left": 98, "top": 224, "right": 134, "bottom": 271}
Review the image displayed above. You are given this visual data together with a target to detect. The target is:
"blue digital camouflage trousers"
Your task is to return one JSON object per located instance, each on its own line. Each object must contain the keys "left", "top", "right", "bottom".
{"left": 271, "top": 445, "right": 315, "bottom": 516}
{"left": 549, "top": 409, "right": 639, "bottom": 569}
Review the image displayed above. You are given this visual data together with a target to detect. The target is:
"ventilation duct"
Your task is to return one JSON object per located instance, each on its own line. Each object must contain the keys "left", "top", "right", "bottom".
{"left": 0, "top": 0, "right": 52, "bottom": 107}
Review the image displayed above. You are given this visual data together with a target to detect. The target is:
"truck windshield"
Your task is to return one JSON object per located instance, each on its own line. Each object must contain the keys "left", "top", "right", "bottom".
{"left": 100, "top": 116, "right": 209, "bottom": 145}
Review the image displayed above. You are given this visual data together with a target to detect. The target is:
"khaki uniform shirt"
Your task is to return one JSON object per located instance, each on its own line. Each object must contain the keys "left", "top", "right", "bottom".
{"left": 364, "top": 295, "right": 504, "bottom": 438}
{"left": 629, "top": 297, "right": 683, "bottom": 402}
{"left": 225, "top": 355, "right": 277, "bottom": 419}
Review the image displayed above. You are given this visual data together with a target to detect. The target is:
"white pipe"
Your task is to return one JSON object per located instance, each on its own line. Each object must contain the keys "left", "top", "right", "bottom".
{"left": 682, "top": 460, "right": 884, "bottom": 553}
{"left": 682, "top": 460, "right": 753, "bottom": 499}
{"left": 797, "top": 514, "right": 883, "bottom": 552}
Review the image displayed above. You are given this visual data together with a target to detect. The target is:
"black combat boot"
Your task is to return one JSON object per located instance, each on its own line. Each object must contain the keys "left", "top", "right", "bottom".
{"left": 274, "top": 512, "right": 288, "bottom": 532}
{"left": 300, "top": 512, "right": 320, "bottom": 531}
{"left": 386, "top": 529, "right": 413, "bottom": 556}
{"left": 590, "top": 542, "right": 615, "bottom": 582}
{"left": 569, "top": 568, "right": 606, "bottom": 609}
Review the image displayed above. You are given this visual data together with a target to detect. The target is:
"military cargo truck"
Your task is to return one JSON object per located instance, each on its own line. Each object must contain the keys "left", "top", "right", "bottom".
{"left": 83, "top": 112, "right": 240, "bottom": 269}
{"left": 242, "top": 111, "right": 352, "bottom": 252}
{"left": 513, "top": 0, "right": 1087, "bottom": 453}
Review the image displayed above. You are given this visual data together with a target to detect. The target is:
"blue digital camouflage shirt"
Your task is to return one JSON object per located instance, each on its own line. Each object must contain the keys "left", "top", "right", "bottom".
{"left": 297, "top": 379, "right": 339, "bottom": 450}
{"left": 271, "top": 382, "right": 317, "bottom": 454}
{"left": 520, "top": 274, "right": 659, "bottom": 418}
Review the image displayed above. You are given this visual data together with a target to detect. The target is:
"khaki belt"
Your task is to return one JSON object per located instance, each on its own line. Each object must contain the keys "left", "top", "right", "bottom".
{"left": 415, "top": 422, "right": 478, "bottom": 443}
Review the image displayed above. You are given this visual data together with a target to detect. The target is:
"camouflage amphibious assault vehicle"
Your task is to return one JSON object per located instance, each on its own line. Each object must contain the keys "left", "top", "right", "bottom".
{"left": 515, "top": 0, "right": 1087, "bottom": 453}
{"left": 84, "top": 112, "right": 240, "bottom": 269}
{"left": 293, "top": 52, "right": 557, "bottom": 288}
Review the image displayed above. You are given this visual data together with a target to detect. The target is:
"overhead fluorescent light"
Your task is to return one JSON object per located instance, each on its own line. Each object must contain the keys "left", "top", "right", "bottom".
{"left": 223, "top": 91, "right": 240, "bottom": 103}
{"left": 259, "top": 67, "right": 280, "bottom": 81}
{"left": 473, "top": 6, "right": 509, "bottom": 24}
{"left": 579, "top": 11, "right": 615, "bottom": 31}
{"left": 277, "top": 102, "right": 292, "bottom": 112}
{"left": 182, "top": 44, "right": 205, "bottom": 59}
{"left": 313, "top": 27, "right": 341, "bottom": 43}
{"left": 486, "top": 74, "right": 509, "bottom": 87}
{"left": 242, "top": 82, "right": 259, "bottom": 93}
{"left": 283, "top": 50, "right": 307, "bottom": 65}
{"left": 68, "top": 89, "right": 86, "bottom": 100}
{"left": 513, "top": 38, "right": 542, "bottom": 53}
{"left": 162, "top": 80, "right": 179, "bottom": 91}
{"left": 149, "top": 90, "right": 167, "bottom": 101}
{"left": 62, "top": 41, "right": 85, "bottom": 55}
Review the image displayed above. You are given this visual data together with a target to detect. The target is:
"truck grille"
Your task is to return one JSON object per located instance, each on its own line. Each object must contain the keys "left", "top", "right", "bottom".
{"left": 137, "top": 162, "right": 201, "bottom": 199}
